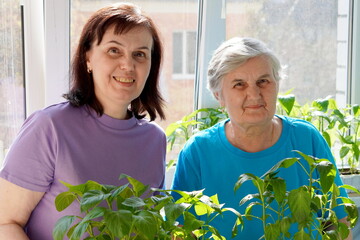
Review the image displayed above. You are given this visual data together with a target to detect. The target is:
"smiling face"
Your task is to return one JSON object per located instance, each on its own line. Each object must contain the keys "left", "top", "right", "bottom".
{"left": 215, "top": 55, "right": 279, "bottom": 128}
{"left": 86, "top": 25, "right": 153, "bottom": 118}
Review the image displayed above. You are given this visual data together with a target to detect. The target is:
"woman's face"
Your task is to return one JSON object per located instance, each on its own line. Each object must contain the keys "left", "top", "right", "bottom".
{"left": 86, "top": 25, "right": 153, "bottom": 114}
{"left": 215, "top": 56, "right": 279, "bottom": 127}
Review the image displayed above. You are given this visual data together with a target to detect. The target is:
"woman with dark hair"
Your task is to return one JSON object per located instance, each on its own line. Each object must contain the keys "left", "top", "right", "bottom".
{"left": 0, "top": 3, "right": 166, "bottom": 239}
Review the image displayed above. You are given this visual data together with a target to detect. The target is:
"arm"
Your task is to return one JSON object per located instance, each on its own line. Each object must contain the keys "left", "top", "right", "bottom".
{"left": 339, "top": 217, "right": 353, "bottom": 240}
{"left": 324, "top": 217, "right": 353, "bottom": 240}
{"left": 0, "top": 177, "right": 44, "bottom": 240}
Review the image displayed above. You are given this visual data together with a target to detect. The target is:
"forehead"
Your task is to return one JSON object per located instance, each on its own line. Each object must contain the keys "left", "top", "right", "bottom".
{"left": 226, "top": 56, "right": 273, "bottom": 78}
{"left": 100, "top": 25, "right": 153, "bottom": 47}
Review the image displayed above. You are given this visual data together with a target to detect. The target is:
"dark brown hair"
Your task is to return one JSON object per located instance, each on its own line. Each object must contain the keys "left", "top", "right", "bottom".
{"left": 64, "top": 3, "right": 165, "bottom": 121}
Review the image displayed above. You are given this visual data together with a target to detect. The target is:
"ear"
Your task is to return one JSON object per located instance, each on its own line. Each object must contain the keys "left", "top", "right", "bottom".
{"left": 214, "top": 91, "right": 225, "bottom": 107}
{"left": 86, "top": 51, "right": 92, "bottom": 70}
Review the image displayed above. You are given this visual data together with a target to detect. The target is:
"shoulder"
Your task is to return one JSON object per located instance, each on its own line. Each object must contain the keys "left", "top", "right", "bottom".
{"left": 136, "top": 118, "right": 166, "bottom": 138}
{"left": 27, "top": 102, "right": 79, "bottom": 122}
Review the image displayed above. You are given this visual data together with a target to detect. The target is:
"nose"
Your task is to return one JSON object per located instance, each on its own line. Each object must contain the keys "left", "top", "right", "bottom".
{"left": 119, "top": 54, "right": 134, "bottom": 71}
{"left": 246, "top": 84, "right": 261, "bottom": 99}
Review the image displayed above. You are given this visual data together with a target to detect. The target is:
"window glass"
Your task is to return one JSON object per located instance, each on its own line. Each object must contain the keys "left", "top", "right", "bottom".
{"left": 186, "top": 31, "right": 196, "bottom": 74}
{"left": 226, "top": 0, "right": 349, "bottom": 106}
{"left": 172, "top": 31, "right": 196, "bottom": 76}
{"left": 173, "top": 32, "right": 183, "bottom": 74}
{"left": 0, "top": 0, "right": 25, "bottom": 166}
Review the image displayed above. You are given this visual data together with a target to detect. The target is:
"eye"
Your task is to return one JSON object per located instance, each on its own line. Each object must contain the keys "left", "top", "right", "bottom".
{"left": 133, "top": 51, "right": 147, "bottom": 58}
{"left": 257, "top": 79, "right": 270, "bottom": 87}
{"left": 107, "top": 48, "right": 120, "bottom": 56}
{"left": 233, "top": 80, "right": 246, "bottom": 88}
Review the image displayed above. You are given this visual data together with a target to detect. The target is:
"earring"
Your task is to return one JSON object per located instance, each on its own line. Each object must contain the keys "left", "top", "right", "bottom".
{"left": 87, "top": 67, "right": 92, "bottom": 73}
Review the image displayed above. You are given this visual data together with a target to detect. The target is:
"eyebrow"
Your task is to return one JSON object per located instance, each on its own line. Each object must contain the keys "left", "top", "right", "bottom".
{"left": 258, "top": 73, "right": 272, "bottom": 79}
{"left": 105, "top": 40, "right": 151, "bottom": 51}
{"left": 231, "top": 73, "right": 272, "bottom": 82}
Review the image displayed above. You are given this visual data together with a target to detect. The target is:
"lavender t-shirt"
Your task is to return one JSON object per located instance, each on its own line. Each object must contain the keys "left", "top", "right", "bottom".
{"left": 0, "top": 102, "right": 166, "bottom": 240}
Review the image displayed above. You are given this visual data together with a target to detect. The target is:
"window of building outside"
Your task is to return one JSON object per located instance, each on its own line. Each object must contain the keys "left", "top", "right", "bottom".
{"left": 172, "top": 31, "right": 196, "bottom": 78}
{"left": 225, "top": 0, "right": 349, "bottom": 106}
{"left": 0, "top": 0, "right": 25, "bottom": 167}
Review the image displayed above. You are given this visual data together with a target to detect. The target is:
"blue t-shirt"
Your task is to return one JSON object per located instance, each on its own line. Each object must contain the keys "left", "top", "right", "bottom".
{"left": 171, "top": 115, "right": 348, "bottom": 239}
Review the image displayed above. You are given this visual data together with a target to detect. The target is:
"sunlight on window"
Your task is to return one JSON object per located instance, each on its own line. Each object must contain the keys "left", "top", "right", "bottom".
{"left": 225, "top": 0, "right": 349, "bottom": 106}
{"left": 0, "top": 0, "right": 25, "bottom": 166}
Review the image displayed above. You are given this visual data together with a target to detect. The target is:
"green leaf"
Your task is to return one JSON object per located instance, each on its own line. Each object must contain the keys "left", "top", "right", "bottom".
{"left": 59, "top": 180, "right": 104, "bottom": 199}
{"left": 108, "top": 184, "right": 129, "bottom": 202}
{"left": 122, "top": 196, "right": 146, "bottom": 208}
{"left": 81, "top": 207, "right": 106, "bottom": 222}
{"left": 343, "top": 203, "right": 359, "bottom": 227}
{"left": 234, "top": 173, "right": 258, "bottom": 192}
{"left": 288, "top": 187, "right": 311, "bottom": 227}
{"left": 280, "top": 217, "right": 291, "bottom": 234}
{"left": 261, "top": 157, "right": 299, "bottom": 178}
{"left": 164, "top": 202, "right": 187, "bottom": 225}
{"left": 183, "top": 211, "right": 204, "bottom": 232}
{"left": 312, "top": 98, "right": 329, "bottom": 112}
{"left": 340, "top": 146, "right": 351, "bottom": 158}
{"left": 70, "top": 221, "right": 90, "bottom": 240}
{"left": 119, "top": 174, "right": 149, "bottom": 197}
{"left": 264, "top": 222, "right": 281, "bottom": 240}
{"left": 352, "top": 104, "right": 360, "bottom": 116}
{"left": 80, "top": 190, "right": 111, "bottom": 212}
{"left": 52, "top": 215, "right": 77, "bottom": 240}
{"left": 316, "top": 161, "right": 336, "bottom": 193}
{"left": 340, "top": 184, "right": 360, "bottom": 195}
{"left": 278, "top": 94, "right": 295, "bottom": 115}
{"left": 239, "top": 194, "right": 261, "bottom": 206}
{"left": 294, "top": 151, "right": 317, "bottom": 166}
{"left": 270, "top": 178, "right": 286, "bottom": 204}
{"left": 322, "top": 131, "right": 332, "bottom": 147}
{"left": 243, "top": 202, "right": 261, "bottom": 220}
{"left": 55, "top": 191, "right": 77, "bottom": 212}
{"left": 104, "top": 209, "right": 133, "bottom": 238}
{"left": 133, "top": 211, "right": 158, "bottom": 240}
{"left": 294, "top": 228, "right": 311, "bottom": 240}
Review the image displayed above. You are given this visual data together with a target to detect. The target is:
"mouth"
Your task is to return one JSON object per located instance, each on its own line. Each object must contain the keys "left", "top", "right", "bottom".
{"left": 113, "top": 76, "right": 135, "bottom": 83}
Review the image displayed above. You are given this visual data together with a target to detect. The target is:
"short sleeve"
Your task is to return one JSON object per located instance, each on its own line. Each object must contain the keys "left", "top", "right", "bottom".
{"left": 0, "top": 111, "right": 57, "bottom": 192}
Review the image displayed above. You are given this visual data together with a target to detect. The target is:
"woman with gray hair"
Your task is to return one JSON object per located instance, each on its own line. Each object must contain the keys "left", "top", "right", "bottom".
{"left": 171, "top": 37, "right": 352, "bottom": 239}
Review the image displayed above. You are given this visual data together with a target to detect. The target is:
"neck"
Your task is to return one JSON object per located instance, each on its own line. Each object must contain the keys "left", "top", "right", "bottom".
{"left": 103, "top": 107, "right": 130, "bottom": 120}
{"left": 226, "top": 117, "right": 281, "bottom": 153}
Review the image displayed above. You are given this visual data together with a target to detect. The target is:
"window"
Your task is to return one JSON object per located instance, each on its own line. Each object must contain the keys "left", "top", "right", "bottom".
{"left": 224, "top": 0, "right": 350, "bottom": 106}
{"left": 173, "top": 31, "right": 196, "bottom": 78}
{"left": 0, "top": 0, "right": 25, "bottom": 166}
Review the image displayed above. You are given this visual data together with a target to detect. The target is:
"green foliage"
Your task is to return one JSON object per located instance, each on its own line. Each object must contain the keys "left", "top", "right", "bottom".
{"left": 165, "top": 107, "right": 228, "bottom": 169}
{"left": 277, "top": 93, "right": 360, "bottom": 174}
{"left": 166, "top": 94, "right": 360, "bottom": 173}
{"left": 234, "top": 151, "right": 359, "bottom": 240}
{"left": 53, "top": 174, "right": 242, "bottom": 240}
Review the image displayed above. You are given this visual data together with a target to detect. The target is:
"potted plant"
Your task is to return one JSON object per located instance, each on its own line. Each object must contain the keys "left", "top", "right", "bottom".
{"left": 277, "top": 93, "right": 360, "bottom": 207}
{"left": 235, "top": 150, "right": 359, "bottom": 239}
{"left": 53, "top": 174, "right": 241, "bottom": 240}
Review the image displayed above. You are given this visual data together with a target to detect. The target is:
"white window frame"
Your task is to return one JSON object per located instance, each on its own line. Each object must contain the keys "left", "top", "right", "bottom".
{"left": 22, "top": 0, "right": 69, "bottom": 117}
{"left": 350, "top": 0, "right": 360, "bottom": 105}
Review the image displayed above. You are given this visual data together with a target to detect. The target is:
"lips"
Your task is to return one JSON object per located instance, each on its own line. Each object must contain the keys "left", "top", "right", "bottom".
{"left": 113, "top": 76, "right": 135, "bottom": 83}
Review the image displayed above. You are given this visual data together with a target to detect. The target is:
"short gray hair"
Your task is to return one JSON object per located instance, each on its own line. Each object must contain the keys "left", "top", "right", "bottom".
{"left": 207, "top": 37, "right": 283, "bottom": 94}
